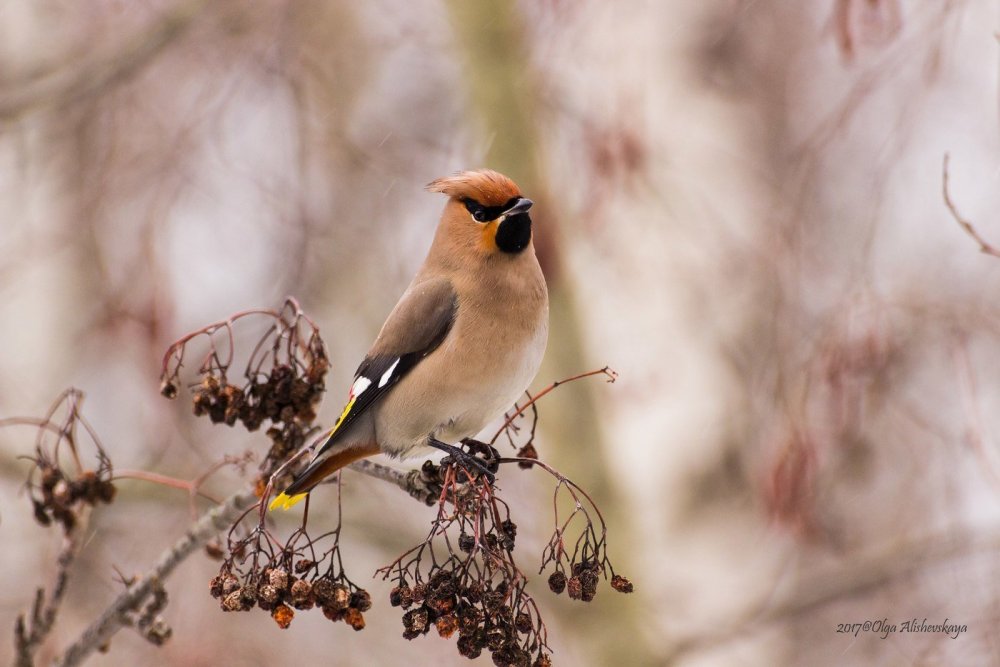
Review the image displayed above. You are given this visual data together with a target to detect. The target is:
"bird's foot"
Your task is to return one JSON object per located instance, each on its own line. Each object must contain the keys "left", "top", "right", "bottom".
{"left": 428, "top": 438, "right": 499, "bottom": 484}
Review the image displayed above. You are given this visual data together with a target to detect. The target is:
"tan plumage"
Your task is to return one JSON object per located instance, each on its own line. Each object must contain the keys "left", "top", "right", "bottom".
{"left": 271, "top": 170, "right": 548, "bottom": 510}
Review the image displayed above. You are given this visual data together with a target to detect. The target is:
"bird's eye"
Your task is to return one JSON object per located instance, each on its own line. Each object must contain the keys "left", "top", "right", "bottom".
{"left": 464, "top": 199, "right": 489, "bottom": 223}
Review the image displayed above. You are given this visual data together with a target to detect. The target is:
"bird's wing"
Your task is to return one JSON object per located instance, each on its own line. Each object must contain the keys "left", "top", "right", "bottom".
{"left": 311, "top": 276, "right": 457, "bottom": 460}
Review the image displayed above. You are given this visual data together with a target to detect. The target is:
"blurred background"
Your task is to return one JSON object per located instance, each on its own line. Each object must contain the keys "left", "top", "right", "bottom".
{"left": 3, "top": 1, "right": 1000, "bottom": 665}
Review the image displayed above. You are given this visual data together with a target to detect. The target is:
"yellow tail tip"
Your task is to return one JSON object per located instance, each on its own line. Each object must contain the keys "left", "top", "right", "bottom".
{"left": 268, "top": 492, "right": 308, "bottom": 512}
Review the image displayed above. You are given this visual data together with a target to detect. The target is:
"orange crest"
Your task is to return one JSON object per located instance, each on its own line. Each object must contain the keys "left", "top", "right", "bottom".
{"left": 427, "top": 170, "right": 521, "bottom": 207}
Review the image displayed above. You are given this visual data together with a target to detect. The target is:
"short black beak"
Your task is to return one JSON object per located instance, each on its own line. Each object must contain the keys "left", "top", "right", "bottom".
{"left": 502, "top": 197, "right": 533, "bottom": 219}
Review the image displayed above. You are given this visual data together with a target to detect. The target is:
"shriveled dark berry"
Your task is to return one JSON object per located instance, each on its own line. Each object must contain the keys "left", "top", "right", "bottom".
{"left": 516, "top": 443, "right": 538, "bottom": 468}
{"left": 294, "top": 558, "right": 316, "bottom": 573}
{"left": 209, "top": 575, "right": 225, "bottom": 599}
{"left": 258, "top": 584, "right": 279, "bottom": 610}
{"left": 547, "top": 571, "right": 566, "bottom": 595}
{"left": 459, "top": 532, "right": 476, "bottom": 553}
{"left": 268, "top": 568, "right": 289, "bottom": 591}
{"left": 457, "top": 634, "right": 483, "bottom": 659}
{"left": 328, "top": 583, "right": 351, "bottom": 611}
{"left": 515, "top": 612, "right": 532, "bottom": 634}
{"left": 411, "top": 583, "right": 428, "bottom": 603}
{"left": 533, "top": 654, "right": 553, "bottom": 667}
{"left": 458, "top": 606, "right": 483, "bottom": 635}
{"left": 500, "top": 520, "right": 516, "bottom": 541}
{"left": 493, "top": 643, "right": 530, "bottom": 667}
{"left": 435, "top": 613, "right": 458, "bottom": 638}
{"left": 402, "top": 607, "right": 429, "bottom": 633}
{"left": 350, "top": 589, "right": 372, "bottom": 612}
{"left": 567, "top": 576, "right": 583, "bottom": 600}
{"left": 611, "top": 575, "right": 634, "bottom": 593}
{"left": 464, "top": 582, "right": 484, "bottom": 603}
{"left": 579, "top": 569, "right": 599, "bottom": 601}
{"left": 322, "top": 606, "right": 345, "bottom": 623}
{"left": 290, "top": 579, "right": 314, "bottom": 609}
{"left": 221, "top": 591, "right": 242, "bottom": 612}
{"left": 484, "top": 627, "right": 507, "bottom": 652}
{"left": 160, "top": 379, "right": 178, "bottom": 399}
{"left": 313, "top": 577, "right": 335, "bottom": 604}
{"left": 483, "top": 591, "right": 505, "bottom": 613}
{"left": 343, "top": 607, "right": 365, "bottom": 631}
{"left": 429, "top": 570, "right": 452, "bottom": 590}
{"left": 220, "top": 573, "right": 240, "bottom": 596}
{"left": 390, "top": 584, "right": 414, "bottom": 608}
{"left": 239, "top": 583, "right": 258, "bottom": 608}
{"left": 427, "top": 593, "right": 456, "bottom": 615}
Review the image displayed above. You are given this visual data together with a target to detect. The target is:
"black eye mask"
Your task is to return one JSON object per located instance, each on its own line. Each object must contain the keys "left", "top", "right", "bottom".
{"left": 464, "top": 197, "right": 520, "bottom": 223}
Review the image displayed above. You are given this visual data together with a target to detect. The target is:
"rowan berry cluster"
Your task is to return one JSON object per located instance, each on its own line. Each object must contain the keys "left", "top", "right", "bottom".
{"left": 211, "top": 499, "right": 369, "bottom": 631}
{"left": 158, "top": 298, "right": 328, "bottom": 481}
{"left": 23, "top": 389, "right": 117, "bottom": 533}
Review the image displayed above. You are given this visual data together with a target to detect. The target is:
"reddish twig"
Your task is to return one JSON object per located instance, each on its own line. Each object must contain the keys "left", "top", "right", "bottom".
{"left": 942, "top": 153, "right": 1000, "bottom": 258}
{"left": 489, "top": 366, "right": 617, "bottom": 445}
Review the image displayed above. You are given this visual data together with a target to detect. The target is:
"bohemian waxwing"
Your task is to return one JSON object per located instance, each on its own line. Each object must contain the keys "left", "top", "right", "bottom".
{"left": 270, "top": 169, "right": 548, "bottom": 510}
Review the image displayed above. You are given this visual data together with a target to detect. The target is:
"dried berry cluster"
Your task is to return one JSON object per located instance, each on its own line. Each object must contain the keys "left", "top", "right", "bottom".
{"left": 22, "top": 389, "right": 117, "bottom": 533}
{"left": 30, "top": 463, "right": 116, "bottom": 532}
{"left": 159, "top": 298, "right": 328, "bottom": 480}
{"left": 390, "top": 568, "right": 550, "bottom": 666}
{"left": 186, "top": 360, "right": 326, "bottom": 475}
{"left": 210, "top": 524, "right": 369, "bottom": 631}
{"left": 378, "top": 452, "right": 553, "bottom": 666}
{"left": 185, "top": 357, "right": 326, "bottom": 433}
{"left": 546, "top": 562, "right": 632, "bottom": 602}
{"left": 536, "top": 466, "right": 633, "bottom": 607}
{"left": 210, "top": 561, "right": 370, "bottom": 631}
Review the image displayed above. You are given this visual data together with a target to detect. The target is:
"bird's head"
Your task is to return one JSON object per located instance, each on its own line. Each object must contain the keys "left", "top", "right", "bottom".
{"left": 428, "top": 169, "right": 534, "bottom": 256}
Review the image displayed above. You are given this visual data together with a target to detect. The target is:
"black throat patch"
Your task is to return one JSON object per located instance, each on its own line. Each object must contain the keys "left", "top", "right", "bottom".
{"left": 495, "top": 213, "right": 532, "bottom": 254}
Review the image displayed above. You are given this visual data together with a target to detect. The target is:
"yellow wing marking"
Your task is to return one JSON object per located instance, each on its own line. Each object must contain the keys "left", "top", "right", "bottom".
{"left": 268, "top": 394, "right": 358, "bottom": 512}
{"left": 268, "top": 492, "right": 307, "bottom": 511}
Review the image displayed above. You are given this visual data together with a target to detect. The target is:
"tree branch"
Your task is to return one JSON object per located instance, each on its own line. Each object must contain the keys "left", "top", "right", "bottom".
{"left": 347, "top": 460, "right": 443, "bottom": 505}
{"left": 50, "top": 457, "right": 445, "bottom": 666}
{"left": 53, "top": 488, "right": 256, "bottom": 667}
{"left": 14, "top": 512, "right": 89, "bottom": 667}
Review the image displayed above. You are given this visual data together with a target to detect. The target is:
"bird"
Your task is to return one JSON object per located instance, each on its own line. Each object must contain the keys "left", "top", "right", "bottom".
{"left": 270, "top": 169, "right": 548, "bottom": 511}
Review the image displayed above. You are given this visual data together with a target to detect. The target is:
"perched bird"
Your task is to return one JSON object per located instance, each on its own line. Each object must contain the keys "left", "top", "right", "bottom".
{"left": 270, "top": 170, "right": 548, "bottom": 511}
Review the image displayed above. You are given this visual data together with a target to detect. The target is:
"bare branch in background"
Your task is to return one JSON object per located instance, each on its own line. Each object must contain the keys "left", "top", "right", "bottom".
{"left": 942, "top": 153, "right": 1000, "bottom": 258}
{"left": 0, "top": 0, "right": 215, "bottom": 122}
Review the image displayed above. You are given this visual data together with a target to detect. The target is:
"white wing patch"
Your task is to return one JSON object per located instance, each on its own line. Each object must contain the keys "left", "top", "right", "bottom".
{"left": 378, "top": 358, "right": 401, "bottom": 388}
{"left": 351, "top": 376, "right": 372, "bottom": 396}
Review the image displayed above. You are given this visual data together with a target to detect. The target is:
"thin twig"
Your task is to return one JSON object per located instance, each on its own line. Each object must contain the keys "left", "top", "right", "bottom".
{"left": 489, "top": 366, "right": 617, "bottom": 445}
{"left": 53, "top": 488, "right": 257, "bottom": 667}
{"left": 942, "top": 153, "right": 1000, "bottom": 258}
{"left": 14, "top": 510, "right": 90, "bottom": 667}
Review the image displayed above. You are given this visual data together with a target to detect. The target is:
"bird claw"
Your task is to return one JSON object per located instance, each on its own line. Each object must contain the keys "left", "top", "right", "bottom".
{"left": 429, "top": 438, "right": 498, "bottom": 484}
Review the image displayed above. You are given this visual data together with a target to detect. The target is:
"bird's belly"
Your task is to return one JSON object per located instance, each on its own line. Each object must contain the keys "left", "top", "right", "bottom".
{"left": 374, "top": 322, "right": 547, "bottom": 457}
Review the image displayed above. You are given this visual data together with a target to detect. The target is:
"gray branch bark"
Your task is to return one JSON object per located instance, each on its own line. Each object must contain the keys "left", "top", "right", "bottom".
{"left": 51, "top": 459, "right": 437, "bottom": 666}
{"left": 53, "top": 488, "right": 256, "bottom": 667}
